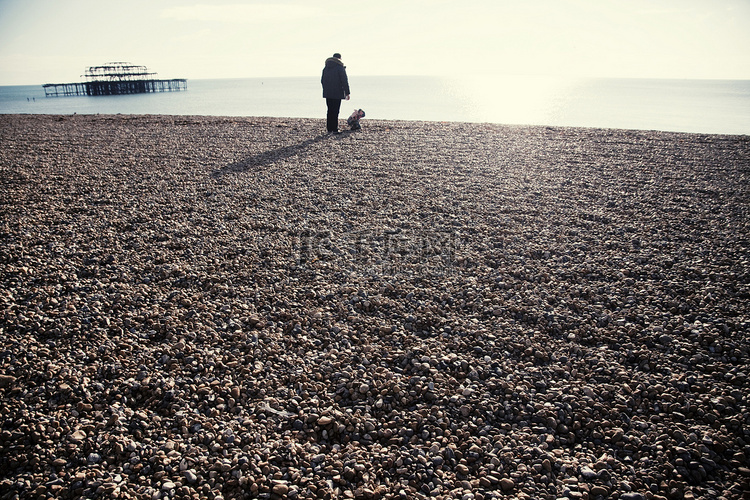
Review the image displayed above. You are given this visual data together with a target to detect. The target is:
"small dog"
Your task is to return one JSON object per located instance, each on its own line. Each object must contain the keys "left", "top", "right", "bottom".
{"left": 347, "top": 109, "right": 366, "bottom": 130}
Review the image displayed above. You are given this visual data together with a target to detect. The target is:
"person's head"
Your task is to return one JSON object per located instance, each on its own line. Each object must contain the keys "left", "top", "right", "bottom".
{"left": 333, "top": 53, "right": 342, "bottom": 59}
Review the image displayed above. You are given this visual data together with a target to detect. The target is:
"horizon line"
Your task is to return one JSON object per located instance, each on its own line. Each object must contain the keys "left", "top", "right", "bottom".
{"left": 4, "top": 74, "right": 750, "bottom": 87}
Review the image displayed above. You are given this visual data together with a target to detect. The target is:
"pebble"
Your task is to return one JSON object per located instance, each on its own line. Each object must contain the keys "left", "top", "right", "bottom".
{"left": 580, "top": 465, "right": 597, "bottom": 480}
{"left": 0, "top": 115, "right": 748, "bottom": 500}
{"left": 500, "top": 478, "right": 515, "bottom": 491}
{"left": 70, "top": 430, "right": 86, "bottom": 442}
{"left": 272, "top": 482, "right": 289, "bottom": 495}
{"left": 620, "top": 494, "right": 647, "bottom": 500}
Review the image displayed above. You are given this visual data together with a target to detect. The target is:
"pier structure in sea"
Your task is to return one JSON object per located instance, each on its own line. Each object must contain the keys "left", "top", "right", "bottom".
{"left": 43, "top": 62, "right": 187, "bottom": 97}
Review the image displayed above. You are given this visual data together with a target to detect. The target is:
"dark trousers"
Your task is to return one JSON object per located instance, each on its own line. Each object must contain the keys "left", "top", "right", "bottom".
{"left": 326, "top": 98, "right": 342, "bottom": 132}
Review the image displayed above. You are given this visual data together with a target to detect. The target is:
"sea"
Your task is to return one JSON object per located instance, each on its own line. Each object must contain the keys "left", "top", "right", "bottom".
{"left": 1, "top": 75, "right": 749, "bottom": 135}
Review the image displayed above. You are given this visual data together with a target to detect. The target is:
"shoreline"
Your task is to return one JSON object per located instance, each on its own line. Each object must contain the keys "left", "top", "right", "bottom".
{"left": 1, "top": 114, "right": 748, "bottom": 499}
{"left": 3, "top": 74, "right": 750, "bottom": 135}
{"left": 2, "top": 112, "right": 749, "bottom": 138}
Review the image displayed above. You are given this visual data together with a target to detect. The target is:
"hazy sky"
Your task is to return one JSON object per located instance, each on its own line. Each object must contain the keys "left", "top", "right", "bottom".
{"left": 0, "top": 0, "right": 748, "bottom": 85}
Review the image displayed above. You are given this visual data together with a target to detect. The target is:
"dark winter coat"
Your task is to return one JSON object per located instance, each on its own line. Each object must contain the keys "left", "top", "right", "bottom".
{"left": 321, "top": 57, "right": 350, "bottom": 99}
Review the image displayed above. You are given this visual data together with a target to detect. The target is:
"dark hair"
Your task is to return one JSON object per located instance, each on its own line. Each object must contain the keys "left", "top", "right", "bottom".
{"left": 333, "top": 53, "right": 342, "bottom": 59}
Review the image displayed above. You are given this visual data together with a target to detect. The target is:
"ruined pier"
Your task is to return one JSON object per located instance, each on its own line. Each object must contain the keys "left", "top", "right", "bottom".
{"left": 43, "top": 62, "right": 187, "bottom": 97}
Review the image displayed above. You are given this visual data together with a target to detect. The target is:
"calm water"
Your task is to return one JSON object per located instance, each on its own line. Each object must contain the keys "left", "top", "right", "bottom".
{"left": 1, "top": 76, "right": 748, "bottom": 135}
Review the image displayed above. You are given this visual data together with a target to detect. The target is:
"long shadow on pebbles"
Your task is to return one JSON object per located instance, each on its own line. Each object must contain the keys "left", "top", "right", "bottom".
{"left": 213, "top": 133, "right": 335, "bottom": 177}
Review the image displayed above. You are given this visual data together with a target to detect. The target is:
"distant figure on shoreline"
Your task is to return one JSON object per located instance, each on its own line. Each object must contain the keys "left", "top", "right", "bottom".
{"left": 321, "top": 53, "right": 350, "bottom": 134}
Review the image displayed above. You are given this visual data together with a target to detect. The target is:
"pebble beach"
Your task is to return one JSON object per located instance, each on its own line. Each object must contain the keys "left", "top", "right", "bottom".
{"left": 0, "top": 114, "right": 748, "bottom": 499}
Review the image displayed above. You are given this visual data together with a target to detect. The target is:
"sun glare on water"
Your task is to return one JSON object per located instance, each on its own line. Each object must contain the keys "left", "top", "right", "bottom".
{"left": 443, "top": 75, "right": 585, "bottom": 127}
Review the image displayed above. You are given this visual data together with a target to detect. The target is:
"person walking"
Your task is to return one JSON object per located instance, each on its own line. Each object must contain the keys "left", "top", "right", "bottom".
{"left": 321, "top": 53, "right": 350, "bottom": 134}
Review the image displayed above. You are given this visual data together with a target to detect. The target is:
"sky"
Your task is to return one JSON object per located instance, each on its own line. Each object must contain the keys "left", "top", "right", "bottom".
{"left": 0, "top": 0, "right": 748, "bottom": 85}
